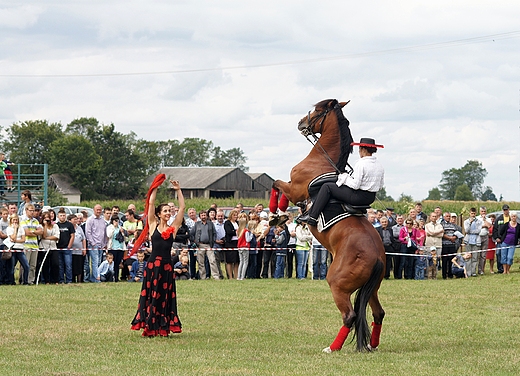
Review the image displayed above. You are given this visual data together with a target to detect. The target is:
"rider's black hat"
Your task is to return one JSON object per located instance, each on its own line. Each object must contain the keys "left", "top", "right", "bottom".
{"left": 351, "top": 137, "right": 384, "bottom": 148}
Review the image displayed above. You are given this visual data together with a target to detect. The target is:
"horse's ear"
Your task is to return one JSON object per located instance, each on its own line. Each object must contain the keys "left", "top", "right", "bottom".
{"left": 339, "top": 100, "right": 351, "bottom": 108}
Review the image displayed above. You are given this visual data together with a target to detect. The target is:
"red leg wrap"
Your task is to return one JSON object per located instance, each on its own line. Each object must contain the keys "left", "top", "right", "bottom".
{"left": 269, "top": 188, "right": 279, "bottom": 213}
{"left": 370, "top": 322, "right": 382, "bottom": 348}
{"left": 279, "top": 194, "right": 289, "bottom": 212}
{"left": 330, "top": 326, "right": 350, "bottom": 351}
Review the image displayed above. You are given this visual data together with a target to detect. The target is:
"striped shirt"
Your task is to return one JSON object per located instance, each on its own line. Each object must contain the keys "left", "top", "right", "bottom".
{"left": 21, "top": 218, "right": 42, "bottom": 250}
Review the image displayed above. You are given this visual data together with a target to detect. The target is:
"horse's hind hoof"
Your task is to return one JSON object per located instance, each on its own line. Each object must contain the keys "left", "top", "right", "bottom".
{"left": 367, "top": 345, "right": 378, "bottom": 352}
{"left": 322, "top": 347, "right": 333, "bottom": 353}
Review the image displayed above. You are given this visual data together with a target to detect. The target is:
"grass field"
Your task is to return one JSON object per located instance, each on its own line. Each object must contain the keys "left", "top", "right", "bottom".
{"left": 1, "top": 272, "right": 519, "bottom": 376}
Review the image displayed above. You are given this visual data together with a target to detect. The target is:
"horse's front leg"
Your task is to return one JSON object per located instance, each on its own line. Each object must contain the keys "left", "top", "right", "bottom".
{"left": 271, "top": 180, "right": 292, "bottom": 213}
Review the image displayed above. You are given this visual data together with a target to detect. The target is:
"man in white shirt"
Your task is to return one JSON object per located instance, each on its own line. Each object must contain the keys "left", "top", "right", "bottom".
{"left": 301, "top": 137, "right": 385, "bottom": 227}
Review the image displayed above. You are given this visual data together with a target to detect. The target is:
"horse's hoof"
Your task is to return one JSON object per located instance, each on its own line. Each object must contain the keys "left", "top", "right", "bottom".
{"left": 268, "top": 214, "right": 279, "bottom": 226}
{"left": 367, "top": 345, "right": 378, "bottom": 352}
{"left": 322, "top": 347, "right": 333, "bottom": 353}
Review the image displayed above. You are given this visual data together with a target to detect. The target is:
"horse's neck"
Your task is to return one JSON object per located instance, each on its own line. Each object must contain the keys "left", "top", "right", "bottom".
{"left": 306, "top": 121, "right": 341, "bottom": 166}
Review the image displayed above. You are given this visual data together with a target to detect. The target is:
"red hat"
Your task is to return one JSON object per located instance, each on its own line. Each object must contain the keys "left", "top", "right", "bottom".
{"left": 350, "top": 137, "right": 384, "bottom": 148}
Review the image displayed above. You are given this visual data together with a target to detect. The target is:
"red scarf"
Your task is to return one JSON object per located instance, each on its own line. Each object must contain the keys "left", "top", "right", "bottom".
{"left": 129, "top": 174, "right": 175, "bottom": 257}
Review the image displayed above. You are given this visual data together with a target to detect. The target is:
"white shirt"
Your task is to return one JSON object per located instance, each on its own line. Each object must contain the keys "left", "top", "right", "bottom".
{"left": 336, "top": 156, "right": 384, "bottom": 192}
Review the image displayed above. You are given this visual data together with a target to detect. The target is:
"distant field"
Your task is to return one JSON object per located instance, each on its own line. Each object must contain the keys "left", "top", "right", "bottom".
{"left": 1, "top": 271, "right": 519, "bottom": 375}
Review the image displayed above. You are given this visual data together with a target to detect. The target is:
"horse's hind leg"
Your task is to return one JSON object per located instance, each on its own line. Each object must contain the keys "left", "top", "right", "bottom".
{"left": 323, "top": 287, "right": 356, "bottom": 353}
{"left": 368, "top": 290, "right": 385, "bottom": 351}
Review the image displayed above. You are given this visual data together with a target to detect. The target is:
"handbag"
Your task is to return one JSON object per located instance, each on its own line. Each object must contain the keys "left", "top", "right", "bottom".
{"left": 115, "top": 230, "right": 125, "bottom": 243}
{"left": 1, "top": 248, "right": 12, "bottom": 260}
{"left": 407, "top": 238, "right": 418, "bottom": 252}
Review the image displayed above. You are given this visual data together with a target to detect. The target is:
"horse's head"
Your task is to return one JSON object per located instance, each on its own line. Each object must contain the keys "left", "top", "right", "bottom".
{"left": 297, "top": 99, "right": 349, "bottom": 136}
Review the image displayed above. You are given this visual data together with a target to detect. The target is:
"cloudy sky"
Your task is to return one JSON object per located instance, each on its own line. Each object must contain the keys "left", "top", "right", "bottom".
{"left": 1, "top": 1, "right": 519, "bottom": 201}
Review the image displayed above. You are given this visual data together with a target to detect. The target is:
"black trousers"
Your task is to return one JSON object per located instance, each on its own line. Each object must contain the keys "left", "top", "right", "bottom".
{"left": 309, "top": 183, "right": 376, "bottom": 219}
{"left": 442, "top": 244, "right": 456, "bottom": 279}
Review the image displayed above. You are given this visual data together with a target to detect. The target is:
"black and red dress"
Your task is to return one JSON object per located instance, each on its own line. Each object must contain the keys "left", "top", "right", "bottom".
{"left": 131, "top": 227, "right": 182, "bottom": 336}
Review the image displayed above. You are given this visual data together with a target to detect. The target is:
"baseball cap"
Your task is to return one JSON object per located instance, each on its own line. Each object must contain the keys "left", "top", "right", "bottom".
{"left": 259, "top": 211, "right": 268, "bottom": 219}
{"left": 450, "top": 213, "right": 457, "bottom": 217}
{"left": 502, "top": 204, "right": 510, "bottom": 210}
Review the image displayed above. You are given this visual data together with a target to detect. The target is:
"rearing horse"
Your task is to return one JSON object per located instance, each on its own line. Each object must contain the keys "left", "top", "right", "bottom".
{"left": 272, "top": 99, "right": 386, "bottom": 353}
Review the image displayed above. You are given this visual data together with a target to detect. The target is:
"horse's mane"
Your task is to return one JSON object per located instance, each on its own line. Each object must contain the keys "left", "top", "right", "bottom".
{"left": 314, "top": 99, "right": 354, "bottom": 172}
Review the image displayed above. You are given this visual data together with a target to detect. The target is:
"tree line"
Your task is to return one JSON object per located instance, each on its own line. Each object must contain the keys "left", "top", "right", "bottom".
{"left": 0, "top": 118, "right": 248, "bottom": 200}
{"left": 377, "top": 160, "right": 498, "bottom": 202}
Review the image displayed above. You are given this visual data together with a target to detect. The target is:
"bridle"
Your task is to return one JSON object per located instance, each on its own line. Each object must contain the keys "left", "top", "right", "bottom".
{"left": 298, "top": 103, "right": 353, "bottom": 175}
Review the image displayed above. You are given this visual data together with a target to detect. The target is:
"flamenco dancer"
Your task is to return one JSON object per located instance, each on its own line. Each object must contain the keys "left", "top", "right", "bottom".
{"left": 131, "top": 174, "right": 185, "bottom": 337}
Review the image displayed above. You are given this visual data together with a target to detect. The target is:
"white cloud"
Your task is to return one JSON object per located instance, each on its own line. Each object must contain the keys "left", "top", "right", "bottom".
{"left": 1, "top": 1, "right": 520, "bottom": 201}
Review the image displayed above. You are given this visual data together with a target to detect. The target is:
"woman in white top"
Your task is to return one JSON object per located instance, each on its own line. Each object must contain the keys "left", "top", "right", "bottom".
{"left": 40, "top": 211, "right": 60, "bottom": 284}
{"left": 106, "top": 215, "right": 127, "bottom": 282}
{"left": 5, "top": 214, "right": 30, "bottom": 284}
{"left": 303, "top": 138, "right": 385, "bottom": 227}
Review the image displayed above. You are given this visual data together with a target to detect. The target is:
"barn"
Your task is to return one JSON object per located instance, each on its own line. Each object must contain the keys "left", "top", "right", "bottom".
{"left": 149, "top": 167, "right": 274, "bottom": 199}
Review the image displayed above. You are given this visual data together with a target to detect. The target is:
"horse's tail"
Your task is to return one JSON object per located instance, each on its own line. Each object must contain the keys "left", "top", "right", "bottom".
{"left": 353, "top": 258, "right": 384, "bottom": 351}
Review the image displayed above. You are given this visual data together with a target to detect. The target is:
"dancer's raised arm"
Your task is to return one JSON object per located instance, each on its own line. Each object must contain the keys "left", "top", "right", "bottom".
{"left": 171, "top": 180, "right": 185, "bottom": 230}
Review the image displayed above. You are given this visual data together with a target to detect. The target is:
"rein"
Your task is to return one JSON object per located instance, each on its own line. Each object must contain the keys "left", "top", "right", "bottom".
{"left": 300, "top": 105, "right": 353, "bottom": 175}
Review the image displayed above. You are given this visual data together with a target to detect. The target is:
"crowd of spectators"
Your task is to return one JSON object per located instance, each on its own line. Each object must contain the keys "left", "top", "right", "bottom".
{"left": 0, "top": 193, "right": 516, "bottom": 285}
{"left": 373, "top": 202, "right": 517, "bottom": 280}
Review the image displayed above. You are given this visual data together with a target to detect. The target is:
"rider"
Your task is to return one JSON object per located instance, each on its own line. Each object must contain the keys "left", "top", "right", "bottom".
{"left": 300, "top": 137, "right": 385, "bottom": 227}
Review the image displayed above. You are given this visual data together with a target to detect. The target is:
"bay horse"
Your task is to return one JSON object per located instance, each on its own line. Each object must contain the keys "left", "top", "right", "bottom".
{"left": 271, "top": 99, "right": 386, "bottom": 353}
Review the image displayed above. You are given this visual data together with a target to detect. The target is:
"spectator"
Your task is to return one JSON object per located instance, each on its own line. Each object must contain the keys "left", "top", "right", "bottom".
{"left": 236, "top": 216, "right": 252, "bottom": 280}
{"left": 123, "top": 209, "right": 143, "bottom": 242}
{"left": 285, "top": 214, "right": 297, "bottom": 278}
{"left": 107, "top": 215, "right": 126, "bottom": 282}
{"left": 191, "top": 210, "right": 218, "bottom": 280}
{"left": 452, "top": 252, "right": 471, "bottom": 278}
{"left": 273, "top": 223, "right": 289, "bottom": 279}
{"left": 391, "top": 215, "right": 404, "bottom": 279}
{"left": 377, "top": 216, "right": 394, "bottom": 279}
{"left": 497, "top": 212, "right": 520, "bottom": 274}
{"left": 212, "top": 210, "right": 226, "bottom": 279}
{"left": 245, "top": 219, "right": 259, "bottom": 279}
{"left": 415, "top": 202, "right": 428, "bottom": 222}
{"left": 485, "top": 214, "right": 496, "bottom": 274}
{"left": 56, "top": 208, "right": 75, "bottom": 284}
{"left": 98, "top": 253, "right": 115, "bottom": 282}
{"left": 425, "top": 212, "right": 443, "bottom": 263}
{"left": 295, "top": 222, "right": 312, "bottom": 280}
{"left": 463, "top": 208, "right": 482, "bottom": 277}
{"left": 426, "top": 246, "right": 438, "bottom": 280}
{"left": 185, "top": 208, "right": 199, "bottom": 279}
{"left": 0, "top": 208, "right": 10, "bottom": 284}
{"left": 85, "top": 204, "right": 107, "bottom": 283}
{"left": 130, "top": 251, "right": 146, "bottom": 282}
{"left": 6, "top": 214, "right": 29, "bottom": 284}
{"left": 224, "top": 209, "right": 240, "bottom": 279}
{"left": 40, "top": 211, "right": 60, "bottom": 284}
{"left": 441, "top": 212, "right": 457, "bottom": 279}
{"left": 262, "top": 225, "right": 277, "bottom": 278}
{"left": 492, "top": 204, "right": 510, "bottom": 274}
{"left": 103, "top": 207, "right": 112, "bottom": 225}
{"left": 174, "top": 255, "right": 190, "bottom": 280}
{"left": 477, "top": 206, "right": 492, "bottom": 275}
{"left": 385, "top": 207, "right": 396, "bottom": 227}
{"left": 415, "top": 248, "right": 427, "bottom": 280}
{"left": 18, "top": 190, "right": 34, "bottom": 219}
{"left": 399, "top": 218, "right": 418, "bottom": 280}
{"left": 70, "top": 214, "right": 86, "bottom": 283}
{"left": 312, "top": 235, "right": 328, "bottom": 280}
{"left": 21, "top": 204, "right": 43, "bottom": 284}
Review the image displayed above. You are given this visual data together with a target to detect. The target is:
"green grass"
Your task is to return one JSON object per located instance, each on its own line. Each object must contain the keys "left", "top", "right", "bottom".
{"left": 1, "top": 273, "right": 519, "bottom": 375}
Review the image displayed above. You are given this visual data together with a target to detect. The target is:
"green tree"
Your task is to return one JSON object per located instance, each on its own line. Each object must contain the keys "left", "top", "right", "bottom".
{"left": 426, "top": 187, "right": 441, "bottom": 200}
{"left": 439, "top": 160, "right": 487, "bottom": 200}
{"left": 454, "top": 184, "right": 474, "bottom": 201}
{"left": 48, "top": 134, "right": 102, "bottom": 191}
{"left": 3, "top": 120, "right": 63, "bottom": 169}
{"left": 210, "top": 147, "right": 248, "bottom": 171}
{"left": 376, "top": 186, "right": 394, "bottom": 201}
{"left": 481, "top": 186, "right": 497, "bottom": 201}
{"left": 177, "top": 138, "right": 213, "bottom": 166}
{"left": 398, "top": 193, "right": 413, "bottom": 203}
{"left": 90, "top": 123, "right": 146, "bottom": 198}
